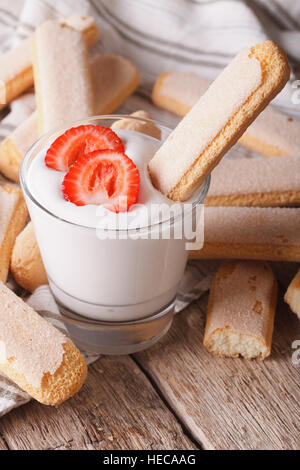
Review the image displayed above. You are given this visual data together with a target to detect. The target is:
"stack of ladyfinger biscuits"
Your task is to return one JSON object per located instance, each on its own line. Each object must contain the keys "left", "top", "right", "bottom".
{"left": 0, "top": 17, "right": 299, "bottom": 410}
{"left": 150, "top": 40, "right": 300, "bottom": 359}
{"left": 0, "top": 183, "right": 87, "bottom": 406}
{"left": 0, "top": 16, "right": 140, "bottom": 182}
{"left": 0, "top": 13, "right": 143, "bottom": 407}
{"left": 148, "top": 41, "right": 296, "bottom": 360}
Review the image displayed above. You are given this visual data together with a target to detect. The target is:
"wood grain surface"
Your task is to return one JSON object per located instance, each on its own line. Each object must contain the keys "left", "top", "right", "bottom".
{"left": 134, "top": 261, "right": 300, "bottom": 450}
{"left": 0, "top": 435, "right": 8, "bottom": 450}
{"left": 0, "top": 356, "right": 197, "bottom": 450}
{"left": 0, "top": 262, "right": 299, "bottom": 450}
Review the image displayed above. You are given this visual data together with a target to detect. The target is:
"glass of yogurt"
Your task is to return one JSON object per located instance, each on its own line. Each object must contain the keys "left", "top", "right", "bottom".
{"left": 21, "top": 115, "right": 210, "bottom": 354}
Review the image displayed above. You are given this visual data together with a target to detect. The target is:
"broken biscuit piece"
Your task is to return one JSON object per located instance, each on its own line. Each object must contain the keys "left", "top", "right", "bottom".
{"left": 204, "top": 261, "right": 277, "bottom": 360}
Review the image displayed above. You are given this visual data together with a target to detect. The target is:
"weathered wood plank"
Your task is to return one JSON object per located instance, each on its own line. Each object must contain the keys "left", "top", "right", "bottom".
{"left": 0, "top": 356, "right": 197, "bottom": 450}
{"left": 1, "top": 259, "right": 298, "bottom": 449}
{"left": 134, "top": 280, "right": 300, "bottom": 450}
{"left": 0, "top": 434, "right": 8, "bottom": 450}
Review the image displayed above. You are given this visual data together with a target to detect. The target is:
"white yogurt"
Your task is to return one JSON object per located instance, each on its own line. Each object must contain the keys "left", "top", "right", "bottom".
{"left": 28, "top": 130, "right": 178, "bottom": 229}
{"left": 25, "top": 129, "right": 195, "bottom": 321}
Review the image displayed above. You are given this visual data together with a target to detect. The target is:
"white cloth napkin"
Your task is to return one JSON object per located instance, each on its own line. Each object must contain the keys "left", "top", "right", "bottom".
{"left": 0, "top": 0, "right": 299, "bottom": 417}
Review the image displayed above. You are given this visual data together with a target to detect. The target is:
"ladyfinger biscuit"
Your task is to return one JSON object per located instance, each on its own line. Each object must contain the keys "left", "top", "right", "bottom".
{"left": 11, "top": 222, "right": 48, "bottom": 292}
{"left": 112, "top": 110, "right": 161, "bottom": 139}
{"left": 0, "top": 15, "right": 99, "bottom": 111}
{"left": 32, "top": 21, "right": 95, "bottom": 135}
{"left": 284, "top": 269, "right": 300, "bottom": 320}
{"left": 0, "top": 185, "right": 28, "bottom": 283}
{"left": 238, "top": 106, "right": 300, "bottom": 157}
{"left": 149, "top": 41, "right": 290, "bottom": 201}
{"left": 0, "top": 111, "right": 38, "bottom": 182}
{"left": 152, "top": 71, "right": 210, "bottom": 117}
{"left": 204, "top": 261, "right": 277, "bottom": 360}
{"left": 153, "top": 71, "right": 299, "bottom": 157}
{"left": 0, "top": 282, "right": 87, "bottom": 405}
{"left": 91, "top": 54, "right": 140, "bottom": 115}
{"left": 206, "top": 156, "right": 300, "bottom": 207}
{"left": 0, "top": 39, "right": 32, "bottom": 111}
{"left": 0, "top": 55, "right": 140, "bottom": 183}
{"left": 62, "top": 14, "right": 100, "bottom": 47}
{"left": 190, "top": 207, "right": 300, "bottom": 261}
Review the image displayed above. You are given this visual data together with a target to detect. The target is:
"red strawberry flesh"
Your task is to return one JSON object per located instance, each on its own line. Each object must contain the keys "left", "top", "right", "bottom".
{"left": 45, "top": 125, "right": 125, "bottom": 171}
{"left": 62, "top": 150, "right": 140, "bottom": 212}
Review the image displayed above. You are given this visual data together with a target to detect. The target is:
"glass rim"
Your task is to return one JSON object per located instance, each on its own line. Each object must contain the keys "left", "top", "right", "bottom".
{"left": 20, "top": 114, "right": 210, "bottom": 233}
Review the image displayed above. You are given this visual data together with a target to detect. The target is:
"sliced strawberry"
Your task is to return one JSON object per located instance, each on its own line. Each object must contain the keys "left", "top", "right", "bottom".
{"left": 45, "top": 125, "right": 125, "bottom": 171}
{"left": 62, "top": 150, "right": 140, "bottom": 212}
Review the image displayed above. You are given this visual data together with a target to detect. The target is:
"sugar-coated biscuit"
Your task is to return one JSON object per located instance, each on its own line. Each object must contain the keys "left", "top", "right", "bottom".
{"left": 91, "top": 54, "right": 140, "bottom": 114}
{"left": 152, "top": 71, "right": 210, "bottom": 117}
{"left": 112, "top": 110, "right": 161, "bottom": 139}
{"left": 238, "top": 106, "right": 300, "bottom": 157}
{"left": 153, "top": 71, "right": 299, "bottom": 157}
{"left": 190, "top": 206, "right": 300, "bottom": 261}
{"left": 0, "top": 185, "right": 28, "bottom": 283}
{"left": 0, "top": 111, "right": 39, "bottom": 182}
{"left": 206, "top": 156, "right": 300, "bottom": 207}
{"left": 0, "top": 15, "right": 99, "bottom": 111}
{"left": 149, "top": 41, "right": 290, "bottom": 202}
{"left": 0, "top": 282, "right": 87, "bottom": 405}
{"left": 32, "top": 21, "right": 95, "bottom": 135}
{"left": 0, "top": 55, "right": 140, "bottom": 183}
{"left": 284, "top": 269, "right": 300, "bottom": 321}
{"left": 0, "top": 39, "right": 32, "bottom": 112}
{"left": 11, "top": 222, "right": 48, "bottom": 292}
{"left": 61, "top": 14, "right": 100, "bottom": 47}
{"left": 204, "top": 260, "right": 277, "bottom": 360}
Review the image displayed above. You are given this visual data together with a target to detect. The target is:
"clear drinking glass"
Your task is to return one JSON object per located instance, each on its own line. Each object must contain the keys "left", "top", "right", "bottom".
{"left": 21, "top": 115, "right": 210, "bottom": 354}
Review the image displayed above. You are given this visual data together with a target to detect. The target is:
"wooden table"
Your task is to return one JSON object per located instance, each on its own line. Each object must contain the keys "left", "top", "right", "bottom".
{"left": 0, "top": 261, "right": 299, "bottom": 450}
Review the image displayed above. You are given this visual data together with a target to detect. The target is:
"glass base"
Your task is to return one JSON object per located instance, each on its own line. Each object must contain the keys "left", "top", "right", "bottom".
{"left": 58, "top": 299, "right": 176, "bottom": 355}
{"left": 49, "top": 278, "right": 177, "bottom": 322}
